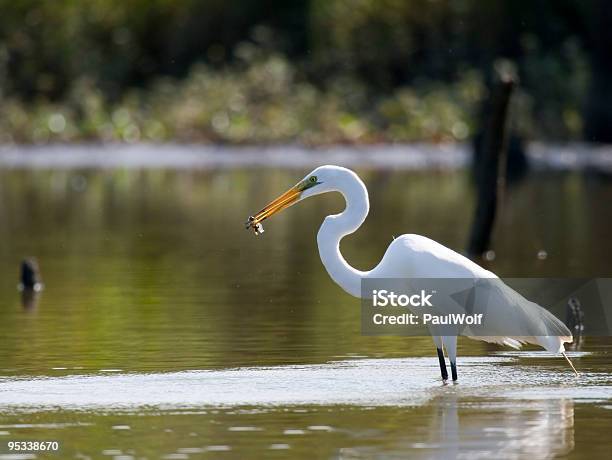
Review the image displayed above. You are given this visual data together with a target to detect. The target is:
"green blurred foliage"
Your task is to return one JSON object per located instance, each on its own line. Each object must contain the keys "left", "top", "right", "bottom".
{"left": 0, "top": 0, "right": 608, "bottom": 144}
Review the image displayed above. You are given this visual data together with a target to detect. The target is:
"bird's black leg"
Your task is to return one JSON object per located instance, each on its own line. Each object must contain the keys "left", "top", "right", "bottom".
{"left": 437, "top": 348, "right": 448, "bottom": 381}
{"left": 450, "top": 361, "right": 458, "bottom": 382}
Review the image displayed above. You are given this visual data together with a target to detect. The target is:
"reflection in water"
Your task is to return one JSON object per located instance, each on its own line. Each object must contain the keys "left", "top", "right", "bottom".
{"left": 20, "top": 288, "right": 40, "bottom": 311}
{"left": 409, "top": 395, "right": 575, "bottom": 459}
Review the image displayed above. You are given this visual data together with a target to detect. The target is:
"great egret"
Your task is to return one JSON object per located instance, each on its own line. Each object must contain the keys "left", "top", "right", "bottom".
{"left": 246, "top": 165, "right": 577, "bottom": 381}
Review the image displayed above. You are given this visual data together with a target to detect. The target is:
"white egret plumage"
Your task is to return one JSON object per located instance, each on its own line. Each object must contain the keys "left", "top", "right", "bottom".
{"left": 246, "top": 165, "right": 577, "bottom": 381}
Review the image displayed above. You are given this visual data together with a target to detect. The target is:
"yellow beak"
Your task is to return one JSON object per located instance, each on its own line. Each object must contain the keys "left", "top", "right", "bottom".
{"left": 246, "top": 184, "right": 302, "bottom": 234}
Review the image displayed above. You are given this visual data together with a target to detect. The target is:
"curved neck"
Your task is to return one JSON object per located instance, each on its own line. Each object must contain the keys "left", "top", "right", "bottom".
{"left": 316, "top": 172, "right": 369, "bottom": 298}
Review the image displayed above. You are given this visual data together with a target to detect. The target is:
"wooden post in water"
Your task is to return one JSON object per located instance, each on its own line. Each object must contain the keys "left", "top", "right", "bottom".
{"left": 565, "top": 297, "right": 584, "bottom": 350}
{"left": 20, "top": 258, "right": 42, "bottom": 290}
{"left": 467, "top": 72, "right": 515, "bottom": 259}
{"left": 19, "top": 257, "right": 43, "bottom": 310}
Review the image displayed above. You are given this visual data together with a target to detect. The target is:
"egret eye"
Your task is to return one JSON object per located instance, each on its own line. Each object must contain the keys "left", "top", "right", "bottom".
{"left": 309, "top": 176, "right": 317, "bottom": 183}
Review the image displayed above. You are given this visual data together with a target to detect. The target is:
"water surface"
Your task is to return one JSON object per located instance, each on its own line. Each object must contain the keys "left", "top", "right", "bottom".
{"left": 0, "top": 161, "right": 611, "bottom": 458}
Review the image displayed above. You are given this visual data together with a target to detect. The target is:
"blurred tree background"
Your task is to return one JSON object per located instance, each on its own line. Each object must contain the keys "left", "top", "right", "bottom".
{"left": 0, "top": 0, "right": 609, "bottom": 144}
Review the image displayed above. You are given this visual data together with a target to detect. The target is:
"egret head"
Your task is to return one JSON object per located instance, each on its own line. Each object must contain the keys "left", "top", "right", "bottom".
{"left": 245, "top": 165, "right": 342, "bottom": 234}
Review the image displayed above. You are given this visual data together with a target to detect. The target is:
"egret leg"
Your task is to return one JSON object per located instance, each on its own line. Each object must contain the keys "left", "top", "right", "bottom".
{"left": 450, "top": 361, "right": 458, "bottom": 381}
{"left": 437, "top": 348, "right": 448, "bottom": 381}
{"left": 442, "top": 336, "right": 459, "bottom": 382}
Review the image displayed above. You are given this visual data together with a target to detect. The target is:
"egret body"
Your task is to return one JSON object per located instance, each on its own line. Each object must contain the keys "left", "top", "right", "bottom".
{"left": 246, "top": 165, "right": 577, "bottom": 381}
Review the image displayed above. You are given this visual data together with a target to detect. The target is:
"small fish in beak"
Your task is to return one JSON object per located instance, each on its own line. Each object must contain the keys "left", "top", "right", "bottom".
{"left": 246, "top": 216, "right": 265, "bottom": 236}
